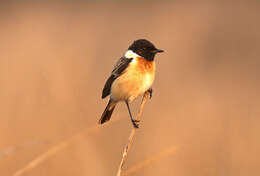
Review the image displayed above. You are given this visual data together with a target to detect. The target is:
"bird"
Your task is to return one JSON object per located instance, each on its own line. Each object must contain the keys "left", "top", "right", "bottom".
{"left": 99, "top": 39, "right": 164, "bottom": 128}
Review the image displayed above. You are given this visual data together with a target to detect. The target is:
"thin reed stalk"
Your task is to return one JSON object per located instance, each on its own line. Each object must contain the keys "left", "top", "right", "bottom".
{"left": 125, "top": 146, "right": 177, "bottom": 176}
{"left": 116, "top": 91, "right": 150, "bottom": 176}
{"left": 13, "top": 118, "right": 122, "bottom": 176}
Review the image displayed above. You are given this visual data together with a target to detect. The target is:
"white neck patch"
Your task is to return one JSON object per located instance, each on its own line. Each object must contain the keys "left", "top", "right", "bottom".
{"left": 124, "top": 50, "right": 140, "bottom": 59}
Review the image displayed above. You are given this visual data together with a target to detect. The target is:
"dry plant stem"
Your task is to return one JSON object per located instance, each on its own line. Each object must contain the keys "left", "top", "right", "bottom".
{"left": 125, "top": 146, "right": 178, "bottom": 176}
{"left": 116, "top": 91, "right": 150, "bottom": 176}
{"left": 13, "top": 118, "right": 123, "bottom": 176}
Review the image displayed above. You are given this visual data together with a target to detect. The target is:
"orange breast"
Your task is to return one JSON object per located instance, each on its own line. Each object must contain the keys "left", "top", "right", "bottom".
{"left": 136, "top": 57, "right": 155, "bottom": 74}
{"left": 110, "top": 57, "right": 155, "bottom": 102}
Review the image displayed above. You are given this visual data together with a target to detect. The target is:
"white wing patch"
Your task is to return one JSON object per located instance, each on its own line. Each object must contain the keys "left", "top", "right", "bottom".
{"left": 124, "top": 50, "right": 140, "bottom": 65}
{"left": 124, "top": 50, "right": 140, "bottom": 59}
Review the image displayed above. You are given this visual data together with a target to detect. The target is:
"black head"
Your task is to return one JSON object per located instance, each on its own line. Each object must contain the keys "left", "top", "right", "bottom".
{"left": 128, "top": 39, "right": 164, "bottom": 61}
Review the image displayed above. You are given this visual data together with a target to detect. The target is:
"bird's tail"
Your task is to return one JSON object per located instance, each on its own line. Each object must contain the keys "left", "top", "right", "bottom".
{"left": 99, "top": 99, "right": 117, "bottom": 124}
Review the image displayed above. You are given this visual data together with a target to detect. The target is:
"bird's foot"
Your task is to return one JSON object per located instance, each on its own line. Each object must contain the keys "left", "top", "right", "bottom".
{"left": 131, "top": 119, "right": 140, "bottom": 128}
{"left": 148, "top": 88, "right": 153, "bottom": 99}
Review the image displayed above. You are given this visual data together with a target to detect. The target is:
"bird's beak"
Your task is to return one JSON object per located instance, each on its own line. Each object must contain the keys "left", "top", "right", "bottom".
{"left": 153, "top": 49, "right": 164, "bottom": 53}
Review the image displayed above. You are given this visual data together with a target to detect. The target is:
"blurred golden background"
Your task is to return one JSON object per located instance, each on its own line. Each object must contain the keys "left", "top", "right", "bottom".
{"left": 0, "top": 1, "right": 260, "bottom": 176}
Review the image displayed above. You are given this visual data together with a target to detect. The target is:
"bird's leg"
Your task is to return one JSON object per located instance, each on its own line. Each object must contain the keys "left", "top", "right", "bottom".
{"left": 125, "top": 101, "right": 139, "bottom": 128}
{"left": 148, "top": 88, "right": 153, "bottom": 99}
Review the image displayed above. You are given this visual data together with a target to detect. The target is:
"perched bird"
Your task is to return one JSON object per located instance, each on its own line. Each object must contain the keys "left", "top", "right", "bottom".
{"left": 99, "top": 39, "right": 164, "bottom": 128}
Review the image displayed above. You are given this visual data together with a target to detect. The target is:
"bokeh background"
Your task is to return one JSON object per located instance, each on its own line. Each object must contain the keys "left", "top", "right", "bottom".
{"left": 1, "top": 1, "right": 260, "bottom": 176}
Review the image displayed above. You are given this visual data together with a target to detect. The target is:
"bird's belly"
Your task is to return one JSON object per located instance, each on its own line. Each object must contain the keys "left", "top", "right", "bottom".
{"left": 110, "top": 70, "right": 154, "bottom": 102}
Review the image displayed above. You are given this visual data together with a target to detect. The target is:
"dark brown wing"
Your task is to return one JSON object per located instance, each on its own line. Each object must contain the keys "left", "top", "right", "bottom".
{"left": 102, "top": 57, "right": 133, "bottom": 99}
